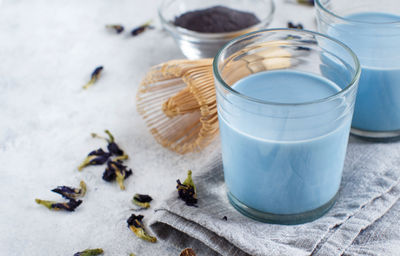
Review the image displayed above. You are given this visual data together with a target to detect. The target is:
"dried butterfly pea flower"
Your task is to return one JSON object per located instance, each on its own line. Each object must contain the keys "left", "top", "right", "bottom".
{"left": 177, "top": 180, "right": 197, "bottom": 206}
{"left": 132, "top": 194, "right": 153, "bottom": 209}
{"left": 105, "top": 24, "right": 124, "bottom": 34}
{"left": 35, "top": 198, "right": 82, "bottom": 212}
{"left": 115, "top": 164, "right": 132, "bottom": 190}
{"left": 102, "top": 164, "right": 116, "bottom": 181}
{"left": 74, "top": 248, "right": 104, "bottom": 256}
{"left": 298, "top": 0, "right": 314, "bottom": 6}
{"left": 102, "top": 164, "right": 116, "bottom": 182}
{"left": 102, "top": 160, "right": 132, "bottom": 190}
{"left": 108, "top": 142, "right": 124, "bottom": 156}
{"left": 285, "top": 0, "right": 314, "bottom": 6}
{"left": 105, "top": 130, "right": 125, "bottom": 156}
{"left": 127, "top": 214, "right": 157, "bottom": 243}
{"left": 222, "top": 216, "right": 228, "bottom": 221}
{"left": 78, "top": 148, "right": 111, "bottom": 171}
{"left": 295, "top": 46, "right": 311, "bottom": 51}
{"left": 180, "top": 248, "right": 196, "bottom": 256}
{"left": 131, "top": 20, "right": 154, "bottom": 36}
{"left": 176, "top": 170, "right": 197, "bottom": 207}
{"left": 287, "top": 22, "right": 304, "bottom": 29}
{"left": 91, "top": 130, "right": 127, "bottom": 157}
{"left": 83, "top": 66, "right": 103, "bottom": 89}
{"left": 51, "top": 180, "right": 87, "bottom": 199}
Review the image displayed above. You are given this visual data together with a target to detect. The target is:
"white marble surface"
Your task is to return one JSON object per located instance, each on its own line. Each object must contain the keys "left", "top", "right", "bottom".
{"left": 0, "top": 0, "right": 316, "bottom": 255}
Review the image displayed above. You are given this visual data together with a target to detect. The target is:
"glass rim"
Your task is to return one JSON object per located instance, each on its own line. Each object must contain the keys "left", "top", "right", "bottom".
{"left": 213, "top": 28, "right": 361, "bottom": 106}
{"left": 158, "top": 0, "right": 275, "bottom": 39}
{"left": 315, "top": 0, "right": 400, "bottom": 25}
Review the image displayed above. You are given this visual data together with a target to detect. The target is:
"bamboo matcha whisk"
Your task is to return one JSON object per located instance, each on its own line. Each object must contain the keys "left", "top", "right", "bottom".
{"left": 136, "top": 59, "right": 217, "bottom": 154}
{"left": 136, "top": 44, "right": 297, "bottom": 154}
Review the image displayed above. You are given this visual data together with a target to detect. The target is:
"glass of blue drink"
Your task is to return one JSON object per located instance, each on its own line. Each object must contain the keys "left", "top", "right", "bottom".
{"left": 316, "top": 0, "right": 400, "bottom": 141}
{"left": 213, "top": 29, "right": 360, "bottom": 224}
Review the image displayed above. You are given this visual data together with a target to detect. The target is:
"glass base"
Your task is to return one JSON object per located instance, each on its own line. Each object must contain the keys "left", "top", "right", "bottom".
{"left": 227, "top": 191, "right": 338, "bottom": 225}
{"left": 176, "top": 38, "right": 227, "bottom": 59}
{"left": 351, "top": 127, "right": 400, "bottom": 142}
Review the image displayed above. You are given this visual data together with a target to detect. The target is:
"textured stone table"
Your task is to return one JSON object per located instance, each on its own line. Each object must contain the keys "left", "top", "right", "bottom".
{"left": 0, "top": 1, "right": 338, "bottom": 255}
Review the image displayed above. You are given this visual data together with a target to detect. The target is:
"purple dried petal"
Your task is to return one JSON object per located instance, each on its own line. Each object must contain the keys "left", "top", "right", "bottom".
{"left": 78, "top": 148, "right": 111, "bottom": 171}
{"left": 83, "top": 66, "right": 103, "bottom": 89}
{"left": 134, "top": 194, "right": 152, "bottom": 203}
{"left": 126, "top": 214, "right": 157, "bottom": 242}
{"left": 287, "top": 22, "right": 304, "bottom": 29}
{"left": 131, "top": 21, "right": 153, "bottom": 36}
{"left": 102, "top": 167, "right": 116, "bottom": 181}
{"left": 177, "top": 180, "right": 198, "bottom": 207}
{"left": 107, "top": 142, "right": 124, "bottom": 156}
{"left": 52, "top": 181, "right": 86, "bottom": 199}
{"left": 52, "top": 186, "right": 79, "bottom": 199}
{"left": 127, "top": 214, "right": 144, "bottom": 228}
{"left": 52, "top": 199, "right": 82, "bottom": 211}
{"left": 102, "top": 160, "right": 132, "bottom": 188}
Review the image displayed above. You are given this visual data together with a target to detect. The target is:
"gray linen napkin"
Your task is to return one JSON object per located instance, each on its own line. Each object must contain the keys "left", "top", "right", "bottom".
{"left": 150, "top": 138, "right": 400, "bottom": 256}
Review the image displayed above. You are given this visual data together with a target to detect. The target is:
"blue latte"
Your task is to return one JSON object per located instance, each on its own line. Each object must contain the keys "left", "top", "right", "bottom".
{"left": 218, "top": 70, "right": 352, "bottom": 214}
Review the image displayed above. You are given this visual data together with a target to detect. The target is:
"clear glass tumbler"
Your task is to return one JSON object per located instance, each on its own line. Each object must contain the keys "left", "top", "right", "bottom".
{"left": 316, "top": 0, "right": 400, "bottom": 141}
{"left": 213, "top": 29, "right": 360, "bottom": 224}
{"left": 159, "top": 0, "right": 275, "bottom": 59}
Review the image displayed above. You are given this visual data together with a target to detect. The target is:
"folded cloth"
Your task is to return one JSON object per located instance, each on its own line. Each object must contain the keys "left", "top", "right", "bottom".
{"left": 343, "top": 192, "right": 400, "bottom": 256}
{"left": 150, "top": 138, "right": 400, "bottom": 256}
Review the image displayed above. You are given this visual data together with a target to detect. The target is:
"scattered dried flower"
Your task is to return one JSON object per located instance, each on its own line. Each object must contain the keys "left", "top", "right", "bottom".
{"left": 35, "top": 198, "right": 82, "bottom": 212}
{"left": 105, "top": 24, "right": 124, "bottom": 34}
{"left": 132, "top": 194, "right": 153, "bottom": 209}
{"left": 102, "top": 163, "right": 116, "bottom": 182}
{"left": 285, "top": 0, "right": 314, "bottom": 6}
{"left": 176, "top": 170, "right": 197, "bottom": 207}
{"left": 180, "top": 248, "right": 196, "bottom": 256}
{"left": 103, "top": 160, "right": 132, "bottom": 190}
{"left": 287, "top": 22, "right": 304, "bottom": 29}
{"left": 129, "top": 254, "right": 136, "bottom": 256}
{"left": 298, "top": 0, "right": 314, "bottom": 6}
{"left": 51, "top": 181, "right": 87, "bottom": 199}
{"left": 296, "top": 46, "right": 311, "bottom": 51}
{"left": 222, "top": 216, "right": 228, "bottom": 221}
{"left": 91, "top": 130, "right": 127, "bottom": 158}
{"left": 127, "top": 214, "right": 157, "bottom": 243}
{"left": 115, "top": 165, "right": 132, "bottom": 191}
{"left": 83, "top": 66, "right": 103, "bottom": 89}
{"left": 130, "top": 20, "right": 154, "bottom": 36}
{"left": 78, "top": 148, "right": 111, "bottom": 171}
{"left": 74, "top": 248, "right": 104, "bottom": 256}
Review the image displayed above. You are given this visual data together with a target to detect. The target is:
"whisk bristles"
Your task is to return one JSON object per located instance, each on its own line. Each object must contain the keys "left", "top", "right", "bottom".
{"left": 136, "top": 59, "right": 217, "bottom": 154}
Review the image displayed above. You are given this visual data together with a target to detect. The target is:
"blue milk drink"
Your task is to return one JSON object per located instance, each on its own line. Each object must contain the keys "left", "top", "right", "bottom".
{"left": 218, "top": 70, "right": 353, "bottom": 220}
{"left": 214, "top": 29, "right": 360, "bottom": 224}
{"left": 326, "top": 12, "right": 400, "bottom": 135}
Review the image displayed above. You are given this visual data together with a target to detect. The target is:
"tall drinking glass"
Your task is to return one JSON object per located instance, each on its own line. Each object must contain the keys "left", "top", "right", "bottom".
{"left": 213, "top": 29, "right": 360, "bottom": 224}
{"left": 316, "top": 0, "right": 400, "bottom": 141}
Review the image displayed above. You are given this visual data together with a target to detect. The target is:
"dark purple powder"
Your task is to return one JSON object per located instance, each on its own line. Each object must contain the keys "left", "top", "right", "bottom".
{"left": 173, "top": 6, "right": 260, "bottom": 33}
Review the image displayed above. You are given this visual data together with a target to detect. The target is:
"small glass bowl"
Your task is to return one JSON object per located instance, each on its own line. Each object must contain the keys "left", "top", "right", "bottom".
{"left": 159, "top": 0, "right": 275, "bottom": 59}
